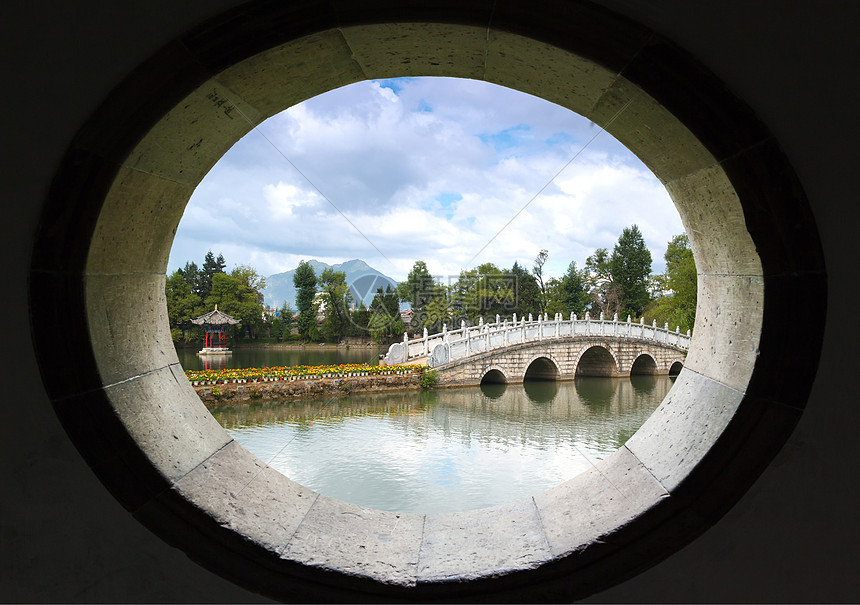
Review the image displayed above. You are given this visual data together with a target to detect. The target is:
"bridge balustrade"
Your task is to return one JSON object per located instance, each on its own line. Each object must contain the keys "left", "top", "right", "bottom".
{"left": 383, "top": 313, "right": 692, "bottom": 367}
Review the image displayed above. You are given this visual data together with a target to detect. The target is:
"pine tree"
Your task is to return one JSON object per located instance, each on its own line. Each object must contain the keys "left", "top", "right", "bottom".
{"left": 293, "top": 260, "right": 317, "bottom": 340}
{"left": 609, "top": 225, "right": 652, "bottom": 318}
{"left": 397, "top": 260, "right": 438, "bottom": 332}
{"left": 199, "top": 250, "right": 226, "bottom": 301}
{"left": 557, "top": 261, "right": 591, "bottom": 316}
{"left": 510, "top": 261, "right": 541, "bottom": 318}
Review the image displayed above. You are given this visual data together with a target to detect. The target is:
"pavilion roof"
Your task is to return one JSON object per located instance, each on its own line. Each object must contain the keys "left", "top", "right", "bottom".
{"left": 191, "top": 306, "right": 240, "bottom": 326}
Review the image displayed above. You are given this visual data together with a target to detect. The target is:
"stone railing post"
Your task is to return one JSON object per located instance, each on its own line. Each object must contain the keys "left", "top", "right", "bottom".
{"left": 463, "top": 320, "right": 470, "bottom": 356}
{"left": 503, "top": 319, "right": 509, "bottom": 347}
{"left": 599, "top": 311, "right": 605, "bottom": 335}
{"left": 538, "top": 313, "right": 543, "bottom": 341}
{"left": 585, "top": 311, "right": 590, "bottom": 335}
{"left": 640, "top": 316, "right": 645, "bottom": 339}
{"left": 423, "top": 327, "right": 429, "bottom": 355}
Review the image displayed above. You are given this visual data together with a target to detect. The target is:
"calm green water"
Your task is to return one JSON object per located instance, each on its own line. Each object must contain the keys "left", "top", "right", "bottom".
{"left": 175, "top": 345, "right": 382, "bottom": 371}
{"left": 211, "top": 375, "right": 674, "bottom": 515}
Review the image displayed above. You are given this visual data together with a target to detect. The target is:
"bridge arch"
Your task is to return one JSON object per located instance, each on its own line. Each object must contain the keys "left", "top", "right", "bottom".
{"left": 523, "top": 355, "right": 560, "bottom": 382}
{"left": 27, "top": 1, "right": 825, "bottom": 602}
{"left": 669, "top": 361, "right": 685, "bottom": 376}
{"left": 630, "top": 353, "right": 658, "bottom": 375}
{"left": 480, "top": 367, "right": 507, "bottom": 385}
{"left": 575, "top": 345, "right": 620, "bottom": 377}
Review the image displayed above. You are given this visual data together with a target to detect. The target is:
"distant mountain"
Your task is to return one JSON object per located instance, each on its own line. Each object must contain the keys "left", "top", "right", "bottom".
{"left": 263, "top": 259, "right": 399, "bottom": 310}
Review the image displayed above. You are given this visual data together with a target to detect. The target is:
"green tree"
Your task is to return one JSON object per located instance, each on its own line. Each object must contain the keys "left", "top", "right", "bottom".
{"left": 397, "top": 260, "right": 441, "bottom": 332}
{"left": 609, "top": 225, "right": 652, "bottom": 318}
{"left": 349, "top": 302, "right": 370, "bottom": 337}
{"left": 425, "top": 291, "right": 453, "bottom": 331}
{"left": 178, "top": 261, "right": 201, "bottom": 296}
{"left": 585, "top": 247, "right": 621, "bottom": 316}
{"left": 293, "top": 260, "right": 318, "bottom": 341}
{"left": 474, "top": 263, "right": 516, "bottom": 322}
{"left": 556, "top": 261, "right": 591, "bottom": 316}
{"left": 228, "top": 265, "right": 267, "bottom": 339}
{"left": 644, "top": 234, "right": 697, "bottom": 333}
{"left": 268, "top": 310, "right": 283, "bottom": 341}
{"left": 204, "top": 269, "right": 265, "bottom": 341}
{"left": 318, "top": 268, "right": 352, "bottom": 342}
{"left": 449, "top": 268, "right": 481, "bottom": 325}
{"left": 165, "top": 269, "right": 204, "bottom": 343}
{"left": 199, "top": 250, "right": 226, "bottom": 300}
{"left": 510, "top": 261, "right": 542, "bottom": 319}
{"left": 451, "top": 263, "right": 508, "bottom": 323}
{"left": 368, "top": 286, "right": 404, "bottom": 343}
{"left": 544, "top": 277, "right": 564, "bottom": 316}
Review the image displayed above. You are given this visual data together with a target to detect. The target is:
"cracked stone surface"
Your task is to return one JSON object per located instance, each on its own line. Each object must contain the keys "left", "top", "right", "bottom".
{"left": 534, "top": 446, "right": 669, "bottom": 557}
{"left": 283, "top": 495, "right": 424, "bottom": 586}
{"left": 418, "top": 498, "right": 551, "bottom": 581}
{"left": 625, "top": 369, "right": 745, "bottom": 492}
{"left": 174, "top": 440, "right": 317, "bottom": 553}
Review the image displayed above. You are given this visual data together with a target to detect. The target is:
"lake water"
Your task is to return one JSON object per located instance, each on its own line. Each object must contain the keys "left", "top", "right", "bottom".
{"left": 209, "top": 374, "right": 674, "bottom": 515}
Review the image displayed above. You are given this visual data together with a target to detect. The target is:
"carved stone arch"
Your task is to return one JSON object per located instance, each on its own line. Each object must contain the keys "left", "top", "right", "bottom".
{"left": 575, "top": 344, "right": 621, "bottom": 377}
{"left": 630, "top": 351, "right": 659, "bottom": 376}
{"left": 480, "top": 365, "right": 508, "bottom": 385}
{"left": 522, "top": 354, "right": 561, "bottom": 382}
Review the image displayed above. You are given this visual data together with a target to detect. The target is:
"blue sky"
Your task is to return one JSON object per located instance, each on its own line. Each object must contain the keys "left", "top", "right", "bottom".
{"left": 169, "top": 77, "right": 683, "bottom": 282}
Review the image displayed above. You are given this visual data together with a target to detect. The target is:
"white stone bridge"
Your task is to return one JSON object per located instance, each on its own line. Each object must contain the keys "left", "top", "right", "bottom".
{"left": 383, "top": 313, "right": 690, "bottom": 386}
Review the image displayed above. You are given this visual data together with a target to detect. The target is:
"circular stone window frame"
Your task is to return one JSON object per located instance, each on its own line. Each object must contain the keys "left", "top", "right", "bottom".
{"left": 29, "top": 1, "right": 826, "bottom": 602}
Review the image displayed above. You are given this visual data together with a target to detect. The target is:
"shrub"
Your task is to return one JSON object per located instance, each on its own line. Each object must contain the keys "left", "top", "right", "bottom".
{"left": 419, "top": 370, "right": 439, "bottom": 389}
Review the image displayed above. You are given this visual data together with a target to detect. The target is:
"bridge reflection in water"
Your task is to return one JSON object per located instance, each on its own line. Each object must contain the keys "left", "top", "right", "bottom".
{"left": 212, "top": 374, "right": 676, "bottom": 514}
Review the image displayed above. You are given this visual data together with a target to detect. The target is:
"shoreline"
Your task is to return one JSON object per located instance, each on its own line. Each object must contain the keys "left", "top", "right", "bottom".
{"left": 178, "top": 341, "right": 385, "bottom": 351}
{"left": 193, "top": 372, "right": 422, "bottom": 406}
{"left": 237, "top": 343, "right": 380, "bottom": 350}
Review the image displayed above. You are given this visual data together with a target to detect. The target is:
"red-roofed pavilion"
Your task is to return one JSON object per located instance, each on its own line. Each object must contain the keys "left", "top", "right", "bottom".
{"left": 191, "top": 305, "right": 239, "bottom": 354}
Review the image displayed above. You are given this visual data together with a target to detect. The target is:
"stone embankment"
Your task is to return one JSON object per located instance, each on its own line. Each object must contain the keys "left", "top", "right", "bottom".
{"left": 194, "top": 373, "right": 422, "bottom": 406}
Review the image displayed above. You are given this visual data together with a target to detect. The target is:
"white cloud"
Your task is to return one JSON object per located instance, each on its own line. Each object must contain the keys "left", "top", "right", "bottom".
{"left": 168, "top": 77, "right": 683, "bottom": 281}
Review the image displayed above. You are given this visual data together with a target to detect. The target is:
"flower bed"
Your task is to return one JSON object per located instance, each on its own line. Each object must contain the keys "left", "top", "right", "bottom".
{"left": 185, "top": 363, "right": 429, "bottom": 385}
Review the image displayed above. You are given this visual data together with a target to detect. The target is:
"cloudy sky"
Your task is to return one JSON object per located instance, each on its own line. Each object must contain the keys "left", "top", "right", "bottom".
{"left": 168, "top": 77, "right": 683, "bottom": 282}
